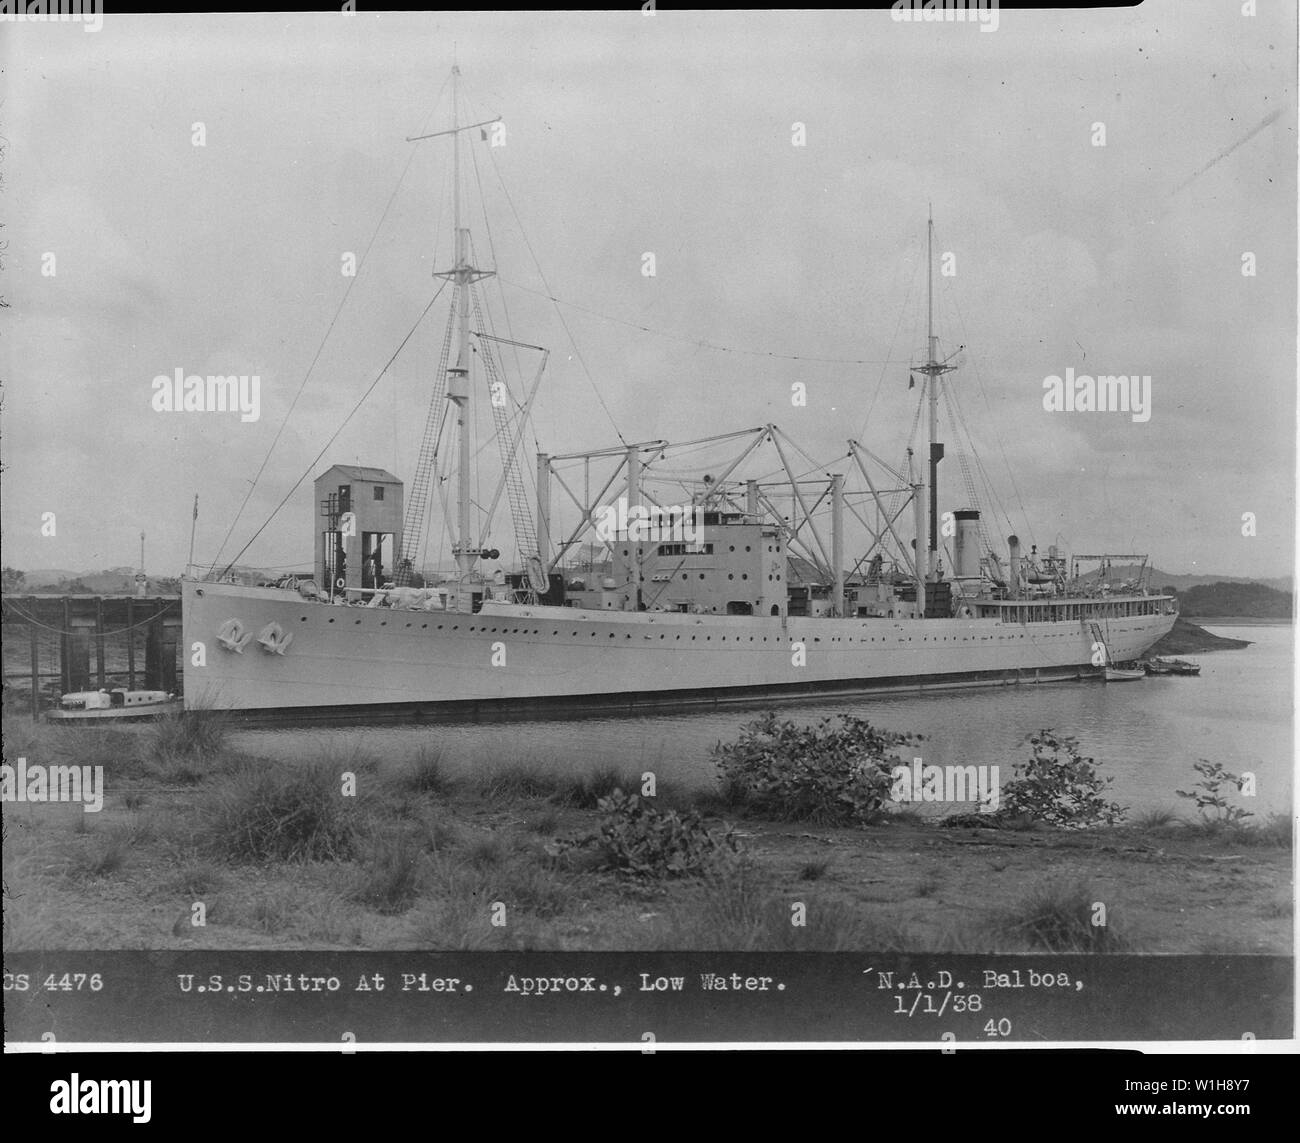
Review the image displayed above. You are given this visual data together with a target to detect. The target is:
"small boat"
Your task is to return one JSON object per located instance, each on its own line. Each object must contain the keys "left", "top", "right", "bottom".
{"left": 1103, "top": 664, "right": 1146, "bottom": 682}
{"left": 46, "top": 689, "right": 183, "bottom": 722}
{"left": 1141, "top": 658, "right": 1173, "bottom": 675}
{"left": 1157, "top": 657, "right": 1201, "bottom": 676}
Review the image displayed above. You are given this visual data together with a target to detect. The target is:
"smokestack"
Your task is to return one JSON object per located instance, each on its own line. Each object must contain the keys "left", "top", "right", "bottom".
{"left": 953, "top": 509, "right": 981, "bottom": 579}
{"left": 1008, "top": 534, "right": 1021, "bottom": 600}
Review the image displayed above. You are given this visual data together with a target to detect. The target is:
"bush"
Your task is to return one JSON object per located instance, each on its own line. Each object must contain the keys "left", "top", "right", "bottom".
{"left": 1176, "top": 760, "right": 1254, "bottom": 827}
{"left": 711, "top": 711, "right": 911, "bottom": 825}
{"left": 555, "top": 789, "right": 739, "bottom": 879}
{"left": 203, "top": 761, "right": 363, "bottom": 863}
{"left": 997, "top": 730, "right": 1126, "bottom": 829}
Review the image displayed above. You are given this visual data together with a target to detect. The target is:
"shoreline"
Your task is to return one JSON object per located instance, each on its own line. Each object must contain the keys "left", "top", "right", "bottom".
{"left": 1148, "top": 617, "right": 1254, "bottom": 655}
{"left": 1191, "top": 616, "right": 1293, "bottom": 627}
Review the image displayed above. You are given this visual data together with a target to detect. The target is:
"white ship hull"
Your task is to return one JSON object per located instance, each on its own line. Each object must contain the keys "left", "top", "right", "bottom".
{"left": 182, "top": 580, "right": 1176, "bottom": 722}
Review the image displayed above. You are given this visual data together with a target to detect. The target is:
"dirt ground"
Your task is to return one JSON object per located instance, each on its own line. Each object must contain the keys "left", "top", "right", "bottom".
{"left": 3, "top": 773, "right": 1291, "bottom": 953}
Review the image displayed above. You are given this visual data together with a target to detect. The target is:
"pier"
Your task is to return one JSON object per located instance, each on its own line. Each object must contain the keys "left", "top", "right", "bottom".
{"left": 0, "top": 595, "right": 182, "bottom": 718}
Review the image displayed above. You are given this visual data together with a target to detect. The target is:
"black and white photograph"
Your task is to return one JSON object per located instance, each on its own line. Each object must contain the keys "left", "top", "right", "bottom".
{"left": 1, "top": 2, "right": 1294, "bottom": 1067}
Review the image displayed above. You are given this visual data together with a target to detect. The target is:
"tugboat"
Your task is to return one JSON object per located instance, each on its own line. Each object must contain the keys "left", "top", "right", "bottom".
{"left": 1140, "top": 658, "right": 1173, "bottom": 675}
{"left": 46, "top": 689, "right": 183, "bottom": 723}
{"left": 1141, "top": 656, "right": 1200, "bottom": 677}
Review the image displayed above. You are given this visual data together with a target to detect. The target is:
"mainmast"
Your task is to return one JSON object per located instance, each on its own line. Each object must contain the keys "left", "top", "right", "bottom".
{"left": 450, "top": 65, "right": 474, "bottom": 579}
{"left": 916, "top": 207, "right": 955, "bottom": 583}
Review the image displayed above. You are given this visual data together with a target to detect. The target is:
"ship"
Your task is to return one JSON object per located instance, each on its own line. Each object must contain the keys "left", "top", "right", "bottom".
{"left": 182, "top": 65, "right": 1177, "bottom": 723}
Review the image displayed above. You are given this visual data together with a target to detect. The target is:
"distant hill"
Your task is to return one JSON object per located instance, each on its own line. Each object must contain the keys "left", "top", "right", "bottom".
{"left": 1102, "top": 565, "right": 1293, "bottom": 593}
{"left": 1176, "top": 581, "right": 1293, "bottom": 620}
{"left": 20, "top": 569, "right": 80, "bottom": 586}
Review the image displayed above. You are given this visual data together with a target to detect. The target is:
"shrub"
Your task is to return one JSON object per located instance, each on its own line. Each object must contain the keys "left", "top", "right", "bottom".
{"left": 203, "top": 761, "right": 363, "bottom": 863}
{"left": 1176, "top": 760, "right": 1254, "bottom": 827}
{"left": 997, "top": 730, "right": 1126, "bottom": 829}
{"left": 554, "top": 789, "right": 739, "bottom": 879}
{"left": 711, "top": 711, "right": 911, "bottom": 825}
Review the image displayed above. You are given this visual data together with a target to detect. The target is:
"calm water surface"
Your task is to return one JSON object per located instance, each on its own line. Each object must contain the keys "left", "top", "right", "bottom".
{"left": 232, "top": 624, "right": 1295, "bottom": 815}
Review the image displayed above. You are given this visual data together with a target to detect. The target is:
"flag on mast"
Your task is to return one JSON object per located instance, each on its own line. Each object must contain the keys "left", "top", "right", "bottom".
{"left": 908, "top": 374, "right": 915, "bottom": 390}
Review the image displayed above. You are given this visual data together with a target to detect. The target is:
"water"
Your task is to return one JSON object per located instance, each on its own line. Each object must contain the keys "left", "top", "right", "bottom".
{"left": 231, "top": 623, "right": 1295, "bottom": 815}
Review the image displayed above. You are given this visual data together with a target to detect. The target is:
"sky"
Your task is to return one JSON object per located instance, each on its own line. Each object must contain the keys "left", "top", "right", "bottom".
{"left": 2, "top": 5, "right": 1296, "bottom": 583}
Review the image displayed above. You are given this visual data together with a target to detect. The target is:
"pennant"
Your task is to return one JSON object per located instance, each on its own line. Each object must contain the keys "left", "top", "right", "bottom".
{"left": 908, "top": 374, "right": 915, "bottom": 390}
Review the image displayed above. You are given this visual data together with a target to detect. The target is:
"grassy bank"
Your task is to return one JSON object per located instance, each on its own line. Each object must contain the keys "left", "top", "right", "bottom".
{"left": 1, "top": 711, "right": 1290, "bottom": 953}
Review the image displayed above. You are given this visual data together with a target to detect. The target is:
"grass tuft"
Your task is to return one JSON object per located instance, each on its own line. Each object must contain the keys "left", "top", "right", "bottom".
{"left": 150, "top": 706, "right": 230, "bottom": 761}
{"left": 549, "top": 765, "right": 629, "bottom": 809}
{"left": 475, "top": 763, "right": 562, "bottom": 801}
{"left": 167, "top": 862, "right": 224, "bottom": 896}
{"left": 1132, "top": 807, "right": 1180, "bottom": 830}
{"left": 202, "top": 760, "right": 365, "bottom": 863}
{"left": 397, "top": 746, "right": 455, "bottom": 797}
{"left": 994, "top": 880, "right": 1128, "bottom": 952}
{"left": 797, "top": 859, "right": 831, "bottom": 882}
{"left": 657, "top": 861, "right": 913, "bottom": 950}
{"left": 78, "top": 826, "right": 133, "bottom": 878}
{"left": 525, "top": 807, "right": 562, "bottom": 836}
{"left": 350, "top": 834, "right": 423, "bottom": 915}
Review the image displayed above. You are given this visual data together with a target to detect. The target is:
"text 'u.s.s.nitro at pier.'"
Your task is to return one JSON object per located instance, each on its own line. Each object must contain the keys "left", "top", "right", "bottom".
{"left": 173, "top": 971, "right": 789, "bottom": 996}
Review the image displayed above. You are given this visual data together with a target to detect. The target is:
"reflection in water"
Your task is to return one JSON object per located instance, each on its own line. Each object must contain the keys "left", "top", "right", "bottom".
{"left": 231, "top": 625, "right": 1293, "bottom": 815}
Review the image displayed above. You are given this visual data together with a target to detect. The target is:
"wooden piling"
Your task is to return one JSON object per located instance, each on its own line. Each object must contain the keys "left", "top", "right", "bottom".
{"left": 28, "top": 596, "right": 40, "bottom": 718}
{"left": 127, "top": 597, "right": 135, "bottom": 689}
{"left": 95, "top": 596, "right": 105, "bottom": 689}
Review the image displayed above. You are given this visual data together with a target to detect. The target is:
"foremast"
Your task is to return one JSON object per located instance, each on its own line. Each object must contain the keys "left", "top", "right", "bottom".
{"left": 402, "top": 65, "right": 498, "bottom": 592}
